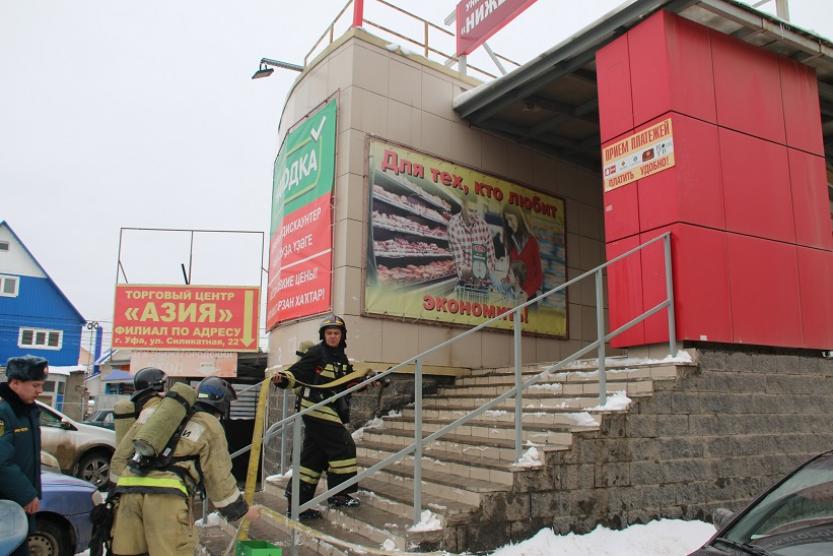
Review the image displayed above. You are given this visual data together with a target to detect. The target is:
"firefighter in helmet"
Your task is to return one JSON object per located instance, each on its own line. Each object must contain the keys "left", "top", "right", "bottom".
{"left": 272, "top": 314, "right": 366, "bottom": 520}
{"left": 110, "top": 367, "right": 167, "bottom": 482}
{"left": 110, "top": 377, "right": 259, "bottom": 556}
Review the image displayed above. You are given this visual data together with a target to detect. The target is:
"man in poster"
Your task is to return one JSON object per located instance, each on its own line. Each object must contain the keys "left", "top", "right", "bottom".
{"left": 447, "top": 195, "right": 496, "bottom": 289}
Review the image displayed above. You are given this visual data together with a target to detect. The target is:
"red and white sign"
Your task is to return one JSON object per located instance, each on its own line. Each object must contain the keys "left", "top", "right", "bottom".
{"left": 456, "top": 0, "right": 538, "bottom": 56}
{"left": 112, "top": 284, "right": 260, "bottom": 352}
{"left": 267, "top": 194, "right": 332, "bottom": 327}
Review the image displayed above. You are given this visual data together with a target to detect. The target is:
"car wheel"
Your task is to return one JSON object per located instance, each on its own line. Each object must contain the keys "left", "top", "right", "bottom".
{"left": 28, "top": 518, "right": 71, "bottom": 556}
{"left": 77, "top": 450, "right": 111, "bottom": 489}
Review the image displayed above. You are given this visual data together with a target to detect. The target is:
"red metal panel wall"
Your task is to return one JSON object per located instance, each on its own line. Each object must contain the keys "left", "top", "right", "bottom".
{"left": 638, "top": 113, "right": 725, "bottom": 232}
{"left": 596, "top": 35, "right": 634, "bottom": 143}
{"left": 629, "top": 11, "right": 716, "bottom": 125}
{"left": 603, "top": 182, "right": 640, "bottom": 242}
{"left": 780, "top": 58, "right": 825, "bottom": 156}
{"left": 640, "top": 225, "right": 733, "bottom": 345}
{"left": 789, "top": 148, "right": 833, "bottom": 250}
{"left": 797, "top": 247, "right": 833, "bottom": 349}
{"left": 719, "top": 127, "right": 795, "bottom": 243}
{"left": 606, "top": 236, "right": 645, "bottom": 348}
{"left": 727, "top": 235, "right": 803, "bottom": 348}
{"left": 712, "top": 31, "right": 786, "bottom": 145}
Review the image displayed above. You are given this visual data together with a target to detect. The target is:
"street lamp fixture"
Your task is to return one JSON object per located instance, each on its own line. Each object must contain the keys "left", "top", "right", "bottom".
{"left": 251, "top": 58, "right": 304, "bottom": 79}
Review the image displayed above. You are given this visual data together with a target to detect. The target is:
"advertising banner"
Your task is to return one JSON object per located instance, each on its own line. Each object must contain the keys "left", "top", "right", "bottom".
{"left": 112, "top": 285, "right": 260, "bottom": 351}
{"left": 366, "top": 140, "right": 567, "bottom": 337}
{"left": 602, "top": 118, "right": 675, "bottom": 192}
{"left": 130, "top": 351, "right": 238, "bottom": 378}
{"left": 267, "top": 99, "right": 337, "bottom": 329}
{"left": 456, "top": 0, "right": 538, "bottom": 56}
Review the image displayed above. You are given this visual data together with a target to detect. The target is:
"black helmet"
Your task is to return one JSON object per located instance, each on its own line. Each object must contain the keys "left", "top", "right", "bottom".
{"left": 195, "top": 377, "right": 237, "bottom": 418}
{"left": 318, "top": 314, "right": 347, "bottom": 345}
{"left": 133, "top": 367, "right": 166, "bottom": 395}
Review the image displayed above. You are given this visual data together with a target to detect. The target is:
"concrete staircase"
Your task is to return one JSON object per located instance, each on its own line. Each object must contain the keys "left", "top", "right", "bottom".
{"left": 252, "top": 353, "right": 694, "bottom": 554}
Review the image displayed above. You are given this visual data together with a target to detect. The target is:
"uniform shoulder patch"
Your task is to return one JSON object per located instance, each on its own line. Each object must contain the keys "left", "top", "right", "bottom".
{"left": 180, "top": 419, "right": 205, "bottom": 441}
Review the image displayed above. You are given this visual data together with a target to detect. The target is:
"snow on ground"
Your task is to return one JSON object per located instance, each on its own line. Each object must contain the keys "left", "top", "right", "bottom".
{"left": 513, "top": 447, "right": 542, "bottom": 468}
{"left": 589, "top": 390, "right": 632, "bottom": 411}
{"left": 564, "top": 412, "right": 599, "bottom": 427}
{"left": 408, "top": 509, "right": 443, "bottom": 532}
{"left": 195, "top": 511, "right": 225, "bottom": 528}
{"left": 488, "top": 519, "right": 715, "bottom": 556}
{"left": 565, "top": 350, "right": 694, "bottom": 370}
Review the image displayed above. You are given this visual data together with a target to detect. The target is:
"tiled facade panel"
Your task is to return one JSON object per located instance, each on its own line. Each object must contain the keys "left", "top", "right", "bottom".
{"left": 789, "top": 148, "right": 833, "bottom": 250}
{"left": 638, "top": 113, "right": 725, "bottom": 232}
{"left": 639, "top": 225, "right": 733, "bottom": 346}
{"left": 719, "top": 127, "right": 795, "bottom": 243}
{"left": 596, "top": 35, "right": 634, "bottom": 143}
{"left": 628, "top": 11, "right": 716, "bottom": 125}
{"left": 796, "top": 247, "right": 833, "bottom": 349}
{"left": 780, "top": 58, "right": 825, "bottom": 156}
{"left": 598, "top": 11, "right": 833, "bottom": 350}
{"left": 606, "top": 236, "right": 645, "bottom": 348}
{"left": 711, "top": 31, "right": 786, "bottom": 144}
{"left": 727, "top": 234, "right": 803, "bottom": 348}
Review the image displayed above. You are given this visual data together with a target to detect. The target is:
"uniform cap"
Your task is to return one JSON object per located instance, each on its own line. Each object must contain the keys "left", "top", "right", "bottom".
{"left": 5, "top": 356, "right": 48, "bottom": 382}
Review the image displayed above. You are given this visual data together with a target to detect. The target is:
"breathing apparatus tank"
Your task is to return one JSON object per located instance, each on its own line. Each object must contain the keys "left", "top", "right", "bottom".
{"left": 131, "top": 382, "right": 197, "bottom": 463}
{"left": 112, "top": 399, "right": 136, "bottom": 447}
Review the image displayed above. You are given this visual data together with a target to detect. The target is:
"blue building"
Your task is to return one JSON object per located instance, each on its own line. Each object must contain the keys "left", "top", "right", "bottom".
{"left": 0, "top": 220, "right": 85, "bottom": 366}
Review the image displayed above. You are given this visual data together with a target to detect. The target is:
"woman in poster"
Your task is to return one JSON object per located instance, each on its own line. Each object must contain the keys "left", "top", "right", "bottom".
{"left": 501, "top": 204, "right": 543, "bottom": 301}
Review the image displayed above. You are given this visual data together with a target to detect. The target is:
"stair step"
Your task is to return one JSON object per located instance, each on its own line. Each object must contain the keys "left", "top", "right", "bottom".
{"left": 358, "top": 441, "right": 515, "bottom": 486}
{"left": 421, "top": 394, "right": 606, "bottom": 411}
{"left": 440, "top": 380, "right": 655, "bottom": 398}
{"left": 380, "top": 416, "right": 577, "bottom": 445}
{"left": 400, "top": 407, "right": 602, "bottom": 428}
{"left": 360, "top": 427, "right": 569, "bottom": 464}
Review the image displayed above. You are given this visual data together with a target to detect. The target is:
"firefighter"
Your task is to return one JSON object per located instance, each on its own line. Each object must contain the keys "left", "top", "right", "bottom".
{"left": 110, "top": 367, "right": 167, "bottom": 482}
{"left": 272, "top": 314, "right": 366, "bottom": 520}
{"left": 110, "top": 377, "right": 259, "bottom": 556}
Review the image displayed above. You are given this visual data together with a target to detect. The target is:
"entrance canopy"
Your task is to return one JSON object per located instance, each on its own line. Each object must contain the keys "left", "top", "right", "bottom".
{"left": 453, "top": 0, "right": 833, "bottom": 169}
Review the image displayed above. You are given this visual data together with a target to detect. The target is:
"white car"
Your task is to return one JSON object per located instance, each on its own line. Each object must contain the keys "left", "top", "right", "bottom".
{"left": 37, "top": 402, "right": 116, "bottom": 488}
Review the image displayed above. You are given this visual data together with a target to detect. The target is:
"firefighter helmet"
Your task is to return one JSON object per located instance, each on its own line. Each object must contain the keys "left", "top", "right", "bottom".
{"left": 133, "top": 367, "right": 166, "bottom": 395}
{"left": 195, "top": 377, "right": 237, "bottom": 418}
{"left": 318, "top": 314, "right": 347, "bottom": 343}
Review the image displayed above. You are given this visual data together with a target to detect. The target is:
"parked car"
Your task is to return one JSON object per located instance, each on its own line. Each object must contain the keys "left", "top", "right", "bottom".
{"left": 82, "top": 409, "right": 115, "bottom": 430}
{"left": 37, "top": 401, "right": 116, "bottom": 488}
{"left": 689, "top": 449, "right": 833, "bottom": 555}
{"left": 28, "top": 466, "right": 103, "bottom": 556}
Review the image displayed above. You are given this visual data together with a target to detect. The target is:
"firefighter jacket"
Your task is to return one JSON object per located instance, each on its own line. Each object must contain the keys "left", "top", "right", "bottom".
{"left": 111, "top": 408, "right": 247, "bottom": 521}
{"left": 0, "top": 382, "right": 41, "bottom": 507}
{"left": 113, "top": 394, "right": 161, "bottom": 453}
{"left": 276, "top": 342, "right": 359, "bottom": 425}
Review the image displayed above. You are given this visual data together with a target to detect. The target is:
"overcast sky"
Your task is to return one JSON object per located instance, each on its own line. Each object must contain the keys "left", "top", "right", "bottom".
{"left": 1, "top": 0, "right": 830, "bottom": 350}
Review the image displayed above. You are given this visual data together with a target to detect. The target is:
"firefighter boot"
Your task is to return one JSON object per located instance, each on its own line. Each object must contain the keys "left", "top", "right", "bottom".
{"left": 328, "top": 494, "right": 360, "bottom": 508}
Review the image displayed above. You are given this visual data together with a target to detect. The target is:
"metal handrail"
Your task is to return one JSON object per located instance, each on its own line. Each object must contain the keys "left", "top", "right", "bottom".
{"left": 259, "top": 233, "right": 675, "bottom": 556}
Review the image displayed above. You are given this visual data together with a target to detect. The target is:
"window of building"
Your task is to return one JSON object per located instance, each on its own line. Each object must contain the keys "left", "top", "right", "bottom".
{"left": 18, "top": 327, "right": 63, "bottom": 350}
{"left": 0, "top": 275, "right": 18, "bottom": 297}
{"left": 0, "top": 241, "right": 8, "bottom": 251}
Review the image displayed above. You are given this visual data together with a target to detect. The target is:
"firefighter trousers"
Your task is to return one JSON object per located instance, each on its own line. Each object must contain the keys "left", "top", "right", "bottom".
{"left": 111, "top": 492, "right": 195, "bottom": 556}
{"left": 286, "top": 417, "right": 358, "bottom": 506}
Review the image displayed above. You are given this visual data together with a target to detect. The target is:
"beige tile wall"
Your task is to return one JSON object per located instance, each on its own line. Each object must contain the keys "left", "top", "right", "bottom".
{"left": 268, "top": 30, "right": 607, "bottom": 371}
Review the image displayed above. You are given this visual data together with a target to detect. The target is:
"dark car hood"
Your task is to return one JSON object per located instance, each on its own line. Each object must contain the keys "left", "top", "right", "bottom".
{"left": 41, "top": 470, "right": 95, "bottom": 490}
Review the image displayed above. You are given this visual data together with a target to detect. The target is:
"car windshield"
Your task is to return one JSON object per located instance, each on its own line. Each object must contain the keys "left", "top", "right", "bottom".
{"left": 723, "top": 452, "right": 833, "bottom": 554}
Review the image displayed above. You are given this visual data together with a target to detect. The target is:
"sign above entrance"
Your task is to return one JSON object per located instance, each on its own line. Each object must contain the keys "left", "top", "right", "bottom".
{"left": 112, "top": 284, "right": 260, "bottom": 352}
{"left": 455, "top": 0, "right": 538, "bottom": 56}
{"left": 602, "top": 118, "right": 676, "bottom": 192}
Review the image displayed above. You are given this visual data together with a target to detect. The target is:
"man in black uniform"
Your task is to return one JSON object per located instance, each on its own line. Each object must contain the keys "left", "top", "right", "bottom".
{"left": 272, "top": 314, "right": 363, "bottom": 520}
{"left": 0, "top": 356, "right": 49, "bottom": 556}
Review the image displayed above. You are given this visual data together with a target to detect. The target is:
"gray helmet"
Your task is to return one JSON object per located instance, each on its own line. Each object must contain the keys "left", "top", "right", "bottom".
{"left": 133, "top": 367, "right": 166, "bottom": 396}
{"left": 195, "top": 377, "right": 237, "bottom": 418}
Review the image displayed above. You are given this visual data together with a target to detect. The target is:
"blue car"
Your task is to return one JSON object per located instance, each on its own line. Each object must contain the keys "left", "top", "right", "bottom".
{"left": 28, "top": 470, "right": 103, "bottom": 556}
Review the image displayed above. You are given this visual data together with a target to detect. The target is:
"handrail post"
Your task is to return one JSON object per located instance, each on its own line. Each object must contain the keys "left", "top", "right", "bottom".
{"left": 423, "top": 21, "right": 429, "bottom": 58}
{"left": 290, "top": 416, "right": 302, "bottom": 556}
{"left": 664, "top": 234, "right": 677, "bottom": 357}
{"left": 413, "top": 358, "right": 423, "bottom": 526}
{"left": 513, "top": 309, "right": 523, "bottom": 461}
{"left": 595, "top": 269, "right": 607, "bottom": 406}
{"left": 352, "top": 0, "right": 364, "bottom": 27}
{"left": 279, "top": 389, "right": 288, "bottom": 474}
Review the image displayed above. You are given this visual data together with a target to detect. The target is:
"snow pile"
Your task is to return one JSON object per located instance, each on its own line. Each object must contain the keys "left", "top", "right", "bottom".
{"left": 563, "top": 350, "right": 693, "bottom": 371}
{"left": 195, "top": 511, "right": 224, "bottom": 528}
{"left": 381, "top": 538, "right": 397, "bottom": 551}
{"left": 265, "top": 470, "right": 292, "bottom": 484}
{"left": 485, "top": 409, "right": 509, "bottom": 417}
{"left": 407, "top": 509, "right": 442, "bottom": 532}
{"left": 352, "top": 416, "right": 385, "bottom": 441}
{"left": 489, "top": 519, "right": 715, "bottom": 556}
{"left": 386, "top": 42, "right": 417, "bottom": 56}
{"left": 589, "top": 391, "right": 632, "bottom": 411}
{"left": 564, "top": 412, "right": 598, "bottom": 427}
{"left": 513, "top": 447, "right": 542, "bottom": 468}
{"left": 528, "top": 382, "right": 562, "bottom": 392}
